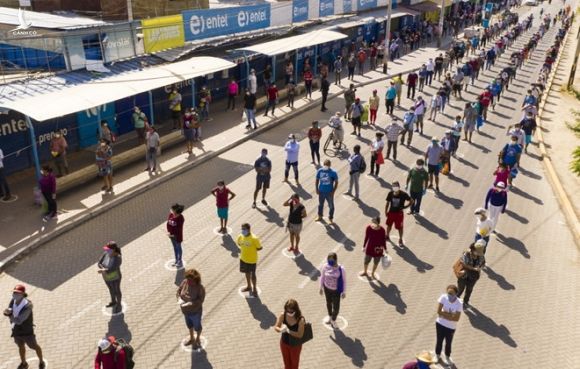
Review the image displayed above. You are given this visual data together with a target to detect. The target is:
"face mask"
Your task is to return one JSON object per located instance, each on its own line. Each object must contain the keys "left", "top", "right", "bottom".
{"left": 327, "top": 259, "right": 335, "bottom": 267}
{"left": 12, "top": 293, "right": 22, "bottom": 301}
{"left": 241, "top": 229, "right": 249, "bottom": 237}
{"left": 511, "top": 141, "right": 518, "bottom": 145}
{"left": 416, "top": 164, "right": 423, "bottom": 169}
{"left": 323, "top": 165, "right": 330, "bottom": 170}
{"left": 218, "top": 185, "right": 224, "bottom": 190}
{"left": 106, "top": 249, "right": 113, "bottom": 255}
{"left": 448, "top": 294, "right": 457, "bottom": 302}
{"left": 393, "top": 186, "right": 400, "bottom": 192}
{"left": 286, "top": 311, "right": 295, "bottom": 317}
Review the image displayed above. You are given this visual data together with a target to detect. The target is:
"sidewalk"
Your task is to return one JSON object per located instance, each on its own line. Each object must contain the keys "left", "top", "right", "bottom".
{"left": 0, "top": 32, "right": 466, "bottom": 269}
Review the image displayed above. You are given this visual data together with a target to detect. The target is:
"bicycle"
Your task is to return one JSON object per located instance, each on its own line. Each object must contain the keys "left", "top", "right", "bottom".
{"left": 323, "top": 129, "right": 345, "bottom": 156}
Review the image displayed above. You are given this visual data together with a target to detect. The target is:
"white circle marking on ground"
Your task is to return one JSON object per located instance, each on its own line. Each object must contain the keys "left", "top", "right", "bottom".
{"left": 180, "top": 336, "right": 208, "bottom": 353}
{"left": 281, "top": 248, "right": 303, "bottom": 259}
{"left": 321, "top": 315, "right": 348, "bottom": 331}
{"left": 101, "top": 301, "right": 127, "bottom": 317}
{"left": 0, "top": 195, "right": 18, "bottom": 203}
{"left": 212, "top": 226, "right": 232, "bottom": 236}
{"left": 164, "top": 259, "right": 187, "bottom": 271}
{"left": 237, "top": 286, "right": 262, "bottom": 299}
{"left": 357, "top": 272, "right": 381, "bottom": 283}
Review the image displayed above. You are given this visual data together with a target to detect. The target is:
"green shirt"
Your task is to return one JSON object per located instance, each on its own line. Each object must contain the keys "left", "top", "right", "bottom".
{"left": 407, "top": 167, "right": 428, "bottom": 193}
{"left": 132, "top": 112, "right": 146, "bottom": 129}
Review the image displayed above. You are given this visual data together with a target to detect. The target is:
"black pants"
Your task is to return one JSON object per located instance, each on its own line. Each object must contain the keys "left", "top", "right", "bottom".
{"left": 0, "top": 167, "right": 11, "bottom": 197}
{"left": 386, "top": 141, "right": 398, "bottom": 160}
{"left": 309, "top": 140, "right": 320, "bottom": 164}
{"left": 457, "top": 277, "right": 478, "bottom": 304}
{"left": 42, "top": 191, "right": 57, "bottom": 217}
{"left": 435, "top": 322, "right": 455, "bottom": 357}
{"left": 324, "top": 287, "right": 340, "bottom": 320}
{"left": 305, "top": 83, "right": 312, "bottom": 98}
{"left": 386, "top": 99, "right": 395, "bottom": 114}
{"left": 321, "top": 93, "right": 328, "bottom": 110}
{"left": 348, "top": 67, "right": 355, "bottom": 80}
{"left": 285, "top": 161, "right": 298, "bottom": 180}
{"left": 105, "top": 278, "right": 122, "bottom": 305}
{"left": 407, "top": 85, "right": 416, "bottom": 99}
{"left": 370, "top": 153, "right": 380, "bottom": 175}
{"left": 227, "top": 94, "right": 236, "bottom": 110}
{"left": 287, "top": 94, "right": 295, "bottom": 107}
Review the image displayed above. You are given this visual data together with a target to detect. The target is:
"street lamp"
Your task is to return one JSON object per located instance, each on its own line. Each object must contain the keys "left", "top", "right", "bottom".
{"left": 383, "top": 0, "right": 392, "bottom": 74}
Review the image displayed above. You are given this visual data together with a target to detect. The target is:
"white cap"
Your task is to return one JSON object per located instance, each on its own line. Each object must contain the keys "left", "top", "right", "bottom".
{"left": 98, "top": 338, "right": 111, "bottom": 351}
{"left": 474, "top": 207, "right": 486, "bottom": 215}
{"left": 496, "top": 181, "right": 506, "bottom": 189}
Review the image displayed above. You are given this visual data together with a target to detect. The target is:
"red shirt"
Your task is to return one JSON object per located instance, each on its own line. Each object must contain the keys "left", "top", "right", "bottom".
{"left": 303, "top": 71, "right": 313, "bottom": 83}
{"left": 214, "top": 187, "right": 231, "bottom": 208}
{"left": 480, "top": 91, "right": 492, "bottom": 106}
{"left": 167, "top": 213, "right": 184, "bottom": 243}
{"left": 95, "top": 349, "right": 126, "bottom": 369}
{"left": 308, "top": 127, "right": 322, "bottom": 142}
{"left": 267, "top": 86, "right": 278, "bottom": 101}
{"left": 363, "top": 225, "right": 387, "bottom": 257}
{"left": 407, "top": 73, "right": 418, "bottom": 86}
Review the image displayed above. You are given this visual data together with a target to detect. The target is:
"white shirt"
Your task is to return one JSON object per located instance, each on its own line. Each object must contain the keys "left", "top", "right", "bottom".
{"left": 284, "top": 141, "right": 300, "bottom": 163}
{"left": 248, "top": 74, "right": 257, "bottom": 94}
{"left": 426, "top": 60, "right": 434, "bottom": 72}
{"left": 476, "top": 218, "right": 494, "bottom": 237}
{"left": 414, "top": 99, "right": 426, "bottom": 115}
{"left": 507, "top": 129, "right": 524, "bottom": 146}
{"left": 436, "top": 293, "right": 463, "bottom": 330}
{"left": 371, "top": 139, "right": 384, "bottom": 152}
{"left": 0, "top": 148, "right": 4, "bottom": 169}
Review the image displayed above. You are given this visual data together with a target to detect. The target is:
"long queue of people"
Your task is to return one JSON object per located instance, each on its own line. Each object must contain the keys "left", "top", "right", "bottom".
{"left": 2, "top": 5, "right": 573, "bottom": 369}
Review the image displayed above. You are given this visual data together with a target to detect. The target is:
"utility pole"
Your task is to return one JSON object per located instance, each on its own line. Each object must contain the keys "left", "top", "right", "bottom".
{"left": 437, "top": 0, "right": 445, "bottom": 47}
{"left": 127, "top": 0, "right": 134, "bottom": 21}
{"left": 382, "top": 0, "right": 392, "bottom": 74}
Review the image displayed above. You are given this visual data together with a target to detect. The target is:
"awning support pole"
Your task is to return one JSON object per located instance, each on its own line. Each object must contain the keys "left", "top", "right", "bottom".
{"left": 314, "top": 46, "right": 319, "bottom": 77}
{"left": 192, "top": 79, "right": 196, "bottom": 108}
{"left": 25, "top": 116, "right": 41, "bottom": 181}
{"left": 148, "top": 90, "right": 155, "bottom": 125}
{"left": 272, "top": 55, "right": 276, "bottom": 84}
{"left": 294, "top": 52, "right": 298, "bottom": 83}
{"left": 97, "top": 108, "right": 103, "bottom": 138}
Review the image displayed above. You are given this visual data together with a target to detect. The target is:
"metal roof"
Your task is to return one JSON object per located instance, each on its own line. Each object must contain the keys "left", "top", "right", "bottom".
{"left": 0, "top": 7, "right": 107, "bottom": 30}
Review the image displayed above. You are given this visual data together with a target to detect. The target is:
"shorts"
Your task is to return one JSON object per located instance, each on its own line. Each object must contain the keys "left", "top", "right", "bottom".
{"left": 240, "top": 260, "right": 257, "bottom": 274}
{"left": 364, "top": 254, "right": 381, "bottom": 265}
{"left": 352, "top": 117, "right": 362, "bottom": 127}
{"left": 256, "top": 175, "right": 270, "bottom": 190}
{"left": 525, "top": 135, "right": 533, "bottom": 144}
{"left": 287, "top": 222, "right": 302, "bottom": 235}
{"left": 184, "top": 312, "right": 203, "bottom": 331}
{"left": 217, "top": 207, "right": 228, "bottom": 219}
{"left": 171, "top": 110, "right": 181, "bottom": 120}
{"left": 386, "top": 211, "right": 404, "bottom": 230}
{"left": 428, "top": 164, "right": 440, "bottom": 175}
{"left": 14, "top": 335, "right": 39, "bottom": 349}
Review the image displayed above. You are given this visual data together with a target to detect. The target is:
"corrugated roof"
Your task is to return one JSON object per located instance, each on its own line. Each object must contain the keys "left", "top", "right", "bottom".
{"left": 0, "top": 7, "right": 107, "bottom": 30}
{"left": 236, "top": 30, "right": 348, "bottom": 56}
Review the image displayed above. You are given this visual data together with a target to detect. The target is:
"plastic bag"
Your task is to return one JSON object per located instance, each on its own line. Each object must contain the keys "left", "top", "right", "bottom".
{"left": 381, "top": 253, "right": 392, "bottom": 270}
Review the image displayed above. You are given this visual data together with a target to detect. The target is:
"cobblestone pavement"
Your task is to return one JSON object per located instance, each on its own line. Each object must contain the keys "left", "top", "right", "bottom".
{"left": 1, "top": 3, "right": 579, "bottom": 369}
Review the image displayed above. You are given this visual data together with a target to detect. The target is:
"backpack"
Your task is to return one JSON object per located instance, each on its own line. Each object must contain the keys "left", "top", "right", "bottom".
{"left": 358, "top": 156, "right": 367, "bottom": 174}
{"left": 114, "top": 338, "right": 135, "bottom": 369}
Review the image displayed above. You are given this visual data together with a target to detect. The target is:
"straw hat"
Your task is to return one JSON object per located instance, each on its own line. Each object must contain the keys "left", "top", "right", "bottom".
{"left": 416, "top": 351, "right": 436, "bottom": 364}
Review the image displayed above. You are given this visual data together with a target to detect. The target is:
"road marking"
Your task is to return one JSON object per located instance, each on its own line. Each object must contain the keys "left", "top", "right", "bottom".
{"left": 164, "top": 259, "right": 186, "bottom": 271}
{"left": 238, "top": 286, "right": 262, "bottom": 299}
{"left": 298, "top": 234, "right": 350, "bottom": 289}
{"left": 129, "top": 258, "right": 163, "bottom": 282}
{"left": 321, "top": 315, "right": 348, "bottom": 331}
{"left": 63, "top": 299, "right": 101, "bottom": 327}
{"left": 282, "top": 248, "right": 303, "bottom": 259}
{"left": 101, "top": 301, "right": 127, "bottom": 317}
{"left": 180, "top": 336, "right": 208, "bottom": 353}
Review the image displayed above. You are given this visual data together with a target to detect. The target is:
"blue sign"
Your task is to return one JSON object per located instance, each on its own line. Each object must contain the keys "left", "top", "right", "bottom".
{"left": 292, "top": 0, "right": 309, "bottom": 22}
{"left": 77, "top": 103, "right": 116, "bottom": 148}
{"left": 183, "top": 5, "right": 271, "bottom": 41}
{"left": 319, "top": 0, "right": 334, "bottom": 17}
{"left": 343, "top": 0, "right": 353, "bottom": 13}
{"left": 357, "top": 0, "right": 377, "bottom": 11}
{"left": 485, "top": 3, "right": 494, "bottom": 12}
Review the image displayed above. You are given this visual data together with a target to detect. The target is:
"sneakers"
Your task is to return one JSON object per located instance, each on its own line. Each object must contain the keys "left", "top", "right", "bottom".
{"left": 314, "top": 216, "right": 322, "bottom": 222}
{"left": 446, "top": 356, "right": 455, "bottom": 365}
{"left": 252, "top": 202, "right": 256, "bottom": 209}
{"left": 323, "top": 316, "right": 331, "bottom": 324}
{"left": 328, "top": 218, "right": 334, "bottom": 225}
{"left": 330, "top": 319, "right": 338, "bottom": 329}
{"left": 39, "top": 361, "right": 46, "bottom": 369}
{"left": 261, "top": 199, "right": 268, "bottom": 206}
{"left": 16, "top": 362, "right": 29, "bottom": 369}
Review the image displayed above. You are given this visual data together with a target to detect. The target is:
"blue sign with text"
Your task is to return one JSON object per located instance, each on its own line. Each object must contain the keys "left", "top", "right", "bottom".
{"left": 319, "top": 0, "right": 334, "bottom": 17}
{"left": 357, "top": 0, "right": 377, "bottom": 11}
{"left": 183, "top": 4, "right": 271, "bottom": 41}
{"left": 292, "top": 0, "right": 309, "bottom": 22}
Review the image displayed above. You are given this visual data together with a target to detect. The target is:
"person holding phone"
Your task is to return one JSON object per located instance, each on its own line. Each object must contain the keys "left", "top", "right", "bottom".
{"left": 275, "top": 299, "right": 306, "bottom": 369}
{"left": 283, "top": 194, "right": 307, "bottom": 254}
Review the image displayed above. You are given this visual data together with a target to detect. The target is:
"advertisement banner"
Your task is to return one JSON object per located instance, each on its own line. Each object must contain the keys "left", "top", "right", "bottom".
{"left": 319, "top": 0, "right": 334, "bottom": 17}
{"left": 292, "top": 0, "right": 309, "bottom": 22}
{"left": 357, "top": 0, "right": 378, "bottom": 11}
{"left": 142, "top": 15, "right": 185, "bottom": 53}
{"left": 343, "top": 0, "right": 353, "bottom": 13}
{"left": 76, "top": 103, "right": 117, "bottom": 148}
{"left": 183, "top": 5, "right": 271, "bottom": 42}
{"left": 103, "top": 25, "right": 137, "bottom": 62}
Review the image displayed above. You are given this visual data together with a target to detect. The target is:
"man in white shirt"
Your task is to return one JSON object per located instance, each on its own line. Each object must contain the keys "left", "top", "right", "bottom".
{"left": 474, "top": 208, "right": 493, "bottom": 249}
{"left": 506, "top": 123, "right": 525, "bottom": 148}
{"left": 426, "top": 58, "right": 435, "bottom": 85}
{"left": 0, "top": 148, "right": 12, "bottom": 201}
{"left": 248, "top": 69, "right": 257, "bottom": 95}
{"left": 283, "top": 134, "right": 300, "bottom": 185}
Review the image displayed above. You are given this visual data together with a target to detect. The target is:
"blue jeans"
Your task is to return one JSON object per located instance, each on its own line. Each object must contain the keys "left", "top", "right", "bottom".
{"left": 245, "top": 108, "right": 257, "bottom": 128}
{"left": 318, "top": 191, "right": 335, "bottom": 219}
{"left": 171, "top": 238, "right": 183, "bottom": 263}
{"left": 410, "top": 191, "right": 423, "bottom": 213}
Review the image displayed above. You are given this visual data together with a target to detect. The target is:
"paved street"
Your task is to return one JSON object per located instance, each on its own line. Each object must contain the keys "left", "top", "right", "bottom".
{"left": 1, "top": 3, "right": 579, "bottom": 369}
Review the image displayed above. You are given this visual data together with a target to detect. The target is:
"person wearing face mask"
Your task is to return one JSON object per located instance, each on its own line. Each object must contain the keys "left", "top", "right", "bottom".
{"left": 506, "top": 123, "right": 524, "bottom": 148}
{"left": 484, "top": 181, "right": 508, "bottom": 233}
{"left": 406, "top": 158, "right": 428, "bottom": 215}
{"left": 97, "top": 242, "right": 123, "bottom": 313}
{"left": 95, "top": 336, "right": 126, "bottom": 369}
{"left": 315, "top": 160, "right": 339, "bottom": 224}
{"left": 360, "top": 217, "right": 387, "bottom": 279}
{"left": 236, "top": 223, "right": 262, "bottom": 297}
{"left": 177, "top": 269, "right": 206, "bottom": 349}
{"left": 96, "top": 139, "right": 113, "bottom": 193}
{"left": 131, "top": 106, "right": 147, "bottom": 144}
{"left": 283, "top": 194, "right": 307, "bottom": 253}
{"left": 3, "top": 284, "right": 46, "bottom": 369}
{"left": 319, "top": 252, "right": 346, "bottom": 329}
{"left": 519, "top": 112, "right": 537, "bottom": 153}
{"left": 49, "top": 131, "right": 68, "bottom": 177}
{"left": 369, "top": 132, "right": 385, "bottom": 176}
{"left": 345, "top": 145, "right": 365, "bottom": 200}
{"left": 434, "top": 285, "right": 463, "bottom": 365}
{"left": 275, "top": 299, "right": 306, "bottom": 369}
{"left": 284, "top": 134, "right": 300, "bottom": 185}
{"left": 39, "top": 166, "right": 57, "bottom": 222}
{"left": 499, "top": 136, "right": 522, "bottom": 187}
{"left": 385, "top": 181, "right": 413, "bottom": 247}
{"left": 307, "top": 121, "right": 322, "bottom": 166}
{"left": 457, "top": 242, "right": 486, "bottom": 309}
{"left": 211, "top": 181, "right": 236, "bottom": 234}
{"left": 183, "top": 108, "right": 196, "bottom": 154}
{"left": 473, "top": 208, "right": 493, "bottom": 248}
{"left": 244, "top": 89, "right": 258, "bottom": 129}
{"left": 253, "top": 149, "right": 272, "bottom": 208}
{"left": 167, "top": 203, "right": 185, "bottom": 268}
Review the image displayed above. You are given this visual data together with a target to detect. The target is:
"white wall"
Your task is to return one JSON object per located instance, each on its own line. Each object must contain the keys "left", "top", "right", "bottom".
{"left": 271, "top": 2, "right": 293, "bottom": 27}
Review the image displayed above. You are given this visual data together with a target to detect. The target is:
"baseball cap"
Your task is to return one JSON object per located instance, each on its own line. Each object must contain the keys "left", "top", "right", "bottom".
{"left": 13, "top": 284, "right": 26, "bottom": 294}
{"left": 98, "top": 338, "right": 112, "bottom": 351}
{"left": 496, "top": 181, "right": 506, "bottom": 189}
{"left": 474, "top": 208, "right": 486, "bottom": 215}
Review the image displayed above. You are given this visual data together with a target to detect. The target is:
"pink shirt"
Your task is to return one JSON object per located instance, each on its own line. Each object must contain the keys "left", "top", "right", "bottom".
{"left": 228, "top": 82, "right": 239, "bottom": 95}
{"left": 494, "top": 168, "right": 509, "bottom": 185}
{"left": 320, "top": 264, "right": 346, "bottom": 292}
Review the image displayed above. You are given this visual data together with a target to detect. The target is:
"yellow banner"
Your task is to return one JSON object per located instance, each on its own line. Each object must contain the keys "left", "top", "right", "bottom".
{"left": 142, "top": 15, "right": 185, "bottom": 53}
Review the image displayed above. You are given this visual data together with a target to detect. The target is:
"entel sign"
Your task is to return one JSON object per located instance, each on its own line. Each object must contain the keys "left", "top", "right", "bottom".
{"left": 189, "top": 9, "right": 268, "bottom": 36}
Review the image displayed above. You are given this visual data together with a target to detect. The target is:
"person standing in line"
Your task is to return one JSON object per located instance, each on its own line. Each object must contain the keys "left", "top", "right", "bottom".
{"left": 369, "top": 132, "right": 385, "bottom": 176}
{"left": 284, "top": 134, "right": 300, "bottom": 185}
{"left": 97, "top": 242, "right": 123, "bottom": 313}
{"left": 3, "top": 284, "right": 46, "bottom": 369}
{"left": 211, "top": 181, "right": 236, "bottom": 234}
{"left": 334, "top": 56, "right": 343, "bottom": 85}
{"left": 385, "top": 119, "right": 404, "bottom": 161}
{"left": 406, "top": 70, "right": 418, "bottom": 100}
{"left": 344, "top": 145, "right": 365, "bottom": 200}
{"left": 49, "top": 131, "right": 69, "bottom": 177}
{"left": 132, "top": 107, "right": 147, "bottom": 145}
{"left": 368, "top": 90, "right": 380, "bottom": 126}
{"left": 96, "top": 139, "right": 113, "bottom": 193}
{"left": 183, "top": 108, "right": 196, "bottom": 155}
{"left": 253, "top": 149, "right": 272, "bottom": 209}
{"left": 0, "top": 147, "right": 12, "bottom": 201}
{"left": 283, "top": 194, "right": 307, "bottom": 253}
{"left": 457, "top": 242, "right": 486, "bottom": 309}
{"left": 440, "top": 131, "right": 455, "bottom": 173}
{"left": 285, "top": 61, "right": 294, "bottom": 85}
{"left": 94, "top": 336, "right": 126, "bottom": 369}
{"left": 357, "top": 48, "right": 367, "bottom": 76}
{"left": 286, "top": 79, "right": 296, "bottom": 108}
{"left": 248, "top": 69, "right": 258, "bottom": 95}
{"left": 385, "top": 181, "right": 413, "bottom": 247}
{"left": 237, "top": 223, "right": 263, "bottom": 297}
{"left": 520, "top": 111, "right": 537, "bottom": 153}
{"left": 307, "top": 121, "right": 322, "bottom": 166}
{"left": 347, "top": 53, "right": 356, "bottom": 80}
{"left": 400, "top": 107, "right": 417, "bottom": 146}
{"left": 406, "top": 158, "right": 428, "bottom": 215}
{"left": 425, "top": 58, "right": 435, "bottom": 85}
{"left": 413, "top": 96, "right": 426, "bottom": 134}
{"left": 350, "top": 98, "right": 363, "bottom": 136}
{"left": 428, "top": 93, "right": 441, "bottom": 122}
{"left": 226, "top": 78, "right": 239, "bottom": 111}
{"left": 385, "top": 82, "right": 397, "bottom": 115}
{"left": 434, "top": 285, "right": 463, "bottom": 365}
{"left": 167, "top": 203, "right": 185, "bottom": 268}
{"left": 275, "top": 299, "right": 306, "bottom": 369}
{"left": 320, "top": 252, "right": 346, "bottom": 329}
{"left": 320, "top": 77, "right": 330, "bottom": 112}
{"left": 264, "top": 83, "right": 279, "bottom": 117}
{"left": 244, "top": 89, "right": 258, "bottom": 130}
{"left": 463, "top": 102, "right": 477, "bottom": 143}
{"left": 169, "top": 88, "right": 182, "bottom": 129}
{"left": 360, "top": 217, "right": 387, "bottom": 279}
{"left": 344, "top": 84, "right": 356, "bottom": 120}
{"left": 315, "top": 159, "right": 339, "bottom": 224}
{"left": 473, "top": 208, "right": 493, "bottom": 249}
{"left": 425, "top": 137, "right": 443, "bottom": 192}
{"left": 145, "top": 126, "right": 160, "bottom": 174}
{"left": 451, "top": 116, "right": 464, "bottom": 156}
{"left": 39, "top": 166, "right": 57, "bottom": 222}
{"left": 393, "top": 73, "right": 404, "bottom": 107}
{"left": 499, "top": 136, "right": 522, "bottom": 187}
{"left": 177, "top": 268, "right": 206, "bottom": 348}
{"left": 484, "top": 181, "right": 508, "bottom": 233}
{"left": 99, "top": 120, "right": 114, "bottom": 145}
{"left": 303, "top": 69, "right": 313, "bottom": 99}
{"left": 418, "top": 65, "right": 427, "bottom": 92}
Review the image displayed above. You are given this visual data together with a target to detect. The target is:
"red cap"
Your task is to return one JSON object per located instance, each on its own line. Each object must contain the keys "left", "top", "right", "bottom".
{"left": 13, "top": 284, "right": 26, "bottom": 294}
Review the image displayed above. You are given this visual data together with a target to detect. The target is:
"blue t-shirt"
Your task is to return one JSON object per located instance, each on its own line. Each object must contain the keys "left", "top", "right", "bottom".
{"left": 523, "top": 95, "right": 536, "bottom": 106}
{"left": 502, "top": 143, "right": 522, "bottom": 165}
{"left": 386, "top": 87, "right": 397, "bottom": 100}
{"left": 316, "top": 168, "right": 338, "bottom": 193}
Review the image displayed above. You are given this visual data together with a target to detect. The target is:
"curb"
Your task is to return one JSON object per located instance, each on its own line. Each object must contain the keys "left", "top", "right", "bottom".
{"left": 535, "top": 18, "right": 580, "bottom": 246}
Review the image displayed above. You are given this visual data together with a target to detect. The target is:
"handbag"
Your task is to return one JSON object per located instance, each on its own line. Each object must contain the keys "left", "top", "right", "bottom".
{"left": 288, "top": 321, "right": 313, "bottom": 346}
{"left": 381, "top": 253, "right": 392, "bottom": 270}
{"left": 452, "top": 257, "right": 466, "bottom": 279}
{"left": 336, "top": 266, "right": 344, "bottom": 294}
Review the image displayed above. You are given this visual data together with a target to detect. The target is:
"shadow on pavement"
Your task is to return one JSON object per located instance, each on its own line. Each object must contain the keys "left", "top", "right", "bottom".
{"left": 496, "top": 234, "right": 530, "bottom": 259}
{"left": 191, "top": 350, "right": 213, "bottom": 369}
{"left": 434, "top": 191, "right": 464, "bottom": 210}
{"left": 329, "top": 330, "right": 367, "bottom": 368}
{"left": 370, "top": 281, "right": 407, "bottom": 314}
{"left": 517, "top": 165, "right": 542, "bottom": 180}
{"left": 257, "top": 206, "right": 285, "bottom": 227}
{"left": 393, "top": 244, "right": 434, "bottom": 273}
{"left": 107, "top": 313, "right": 132, "bottom": 343}
{"left": 415, "top": 216, "right": 449, "bottom": 239}
{"left": 464, "top": 306, "right": 518, "bottom": 348}
{"left": 221, "top": 235, "right": 240, "bottom": 258}
{"left": 446, "top": 173, "right": 470, "bottom": 187}
{"left": 483, "top": 266, "right": 515, "bottom": 291}
{"left": 469, "top": 141, "right": 492, "bottom": 154}
{"left": 504, "top": 209, "right": 529, "bottom": 224}
{"left": 174, "top": 267, "right": 185, "bottom": 287}
{"left": 327, "top": 224, "right": 356, "bottom": 251}
{"left": 246, "top": 296, "right": 277, "bottom": 330}
{"left": 509, "top": 186, "right": 543, "bottom": 205}
{"left": 295, "top": 255, "right": 320, "bottom": 281}
{"left": 357, "top": 201, "right": 380, "bottom": 219}
{"left": 289, "top": 183, "right": 313, "bottom": 200}
{"left": 455, "top": 156, "right": 479, "bottom": 170}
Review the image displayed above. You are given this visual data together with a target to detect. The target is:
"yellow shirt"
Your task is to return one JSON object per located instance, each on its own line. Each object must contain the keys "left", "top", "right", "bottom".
{"left": 237, "top": 234, "right": 262, "bottom": 264}
{"left": 369, "top": 95, "right": 380, "bottom": 109}
{"left": 392, "top": 76, "right": 404, "bottom": 88}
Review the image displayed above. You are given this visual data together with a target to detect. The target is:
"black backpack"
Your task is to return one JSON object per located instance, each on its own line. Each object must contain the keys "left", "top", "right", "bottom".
{"left": 114, "top": 338, "right": 135, "bottom": 369}
{"left": 358, "top": 156, "right": 367, "bottom": 174}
